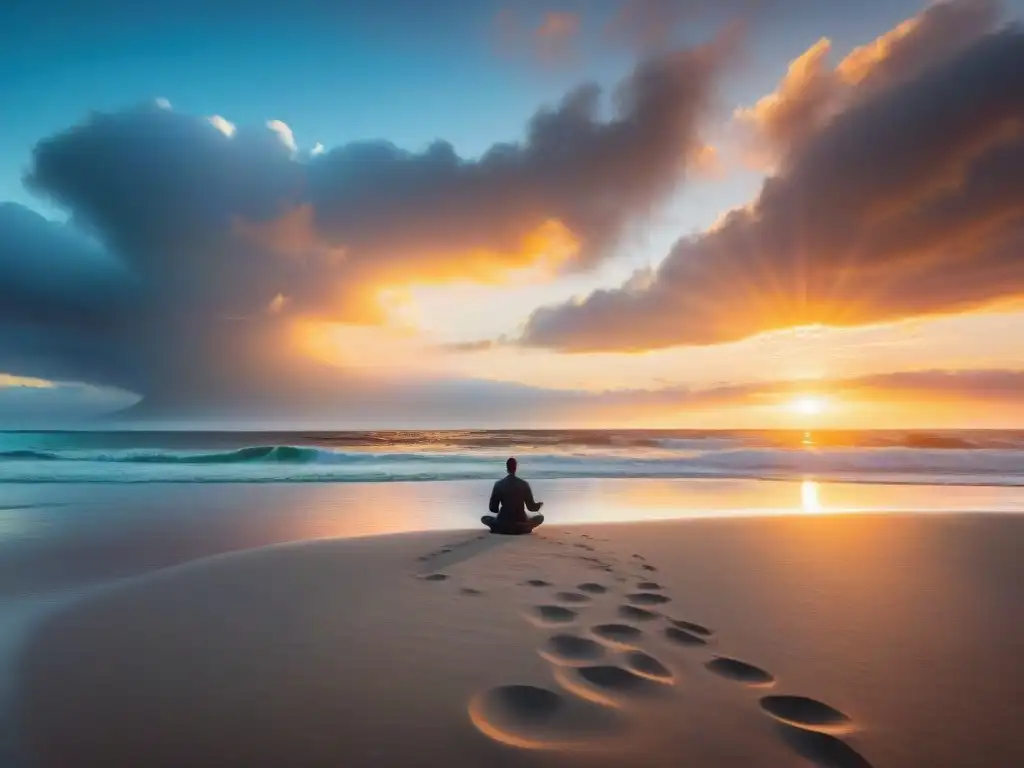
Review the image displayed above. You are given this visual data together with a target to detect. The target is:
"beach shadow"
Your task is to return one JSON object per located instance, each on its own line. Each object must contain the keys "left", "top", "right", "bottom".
{"left": 774, "top": 723, "right": 873, "bottom": 767}
{"left": 417, "top": 532, "right": 521, "bottom": 573}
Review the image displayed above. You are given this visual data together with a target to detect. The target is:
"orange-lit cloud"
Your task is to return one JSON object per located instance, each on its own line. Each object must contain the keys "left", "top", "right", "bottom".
{"left": 237, "top": 207, "right": 581, "bottom": 321}
{"left": 535, "top": 12, "right": 580, "bottom": 63}
{"left": 2, "top": 37, "right": 728, "bottom": 415}
{"left": 605, "top": 0, "right": 752, "bottom": 53}
{"left": 0, "top": 373, "right": 55, "bottom": 388}
{"left": 734, "top": 37, "right": 836, "bottom": 165}
{"left": 736, "top": 0, "right": 1000, "bottom": 166}
{"left": 523, "top": 12, "right": 1024, "bottom": 353}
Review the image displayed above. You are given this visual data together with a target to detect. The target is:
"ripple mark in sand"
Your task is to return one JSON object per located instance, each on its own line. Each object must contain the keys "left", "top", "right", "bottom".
{"left": 705, "top": 657, "right": 774, "bottom": 686}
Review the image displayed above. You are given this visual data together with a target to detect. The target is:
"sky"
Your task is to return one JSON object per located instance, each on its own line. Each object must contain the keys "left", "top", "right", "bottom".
{"left": 0, "top": 0, "right": 1022, "bottom": 428}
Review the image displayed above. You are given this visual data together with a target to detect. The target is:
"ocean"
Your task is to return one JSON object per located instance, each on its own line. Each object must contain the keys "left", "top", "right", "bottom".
{"left": 1, "top": 429, "right": 1023, "bottom": 486}
{"left": 4, "top": 429, "right": 1023, "bottom": 593}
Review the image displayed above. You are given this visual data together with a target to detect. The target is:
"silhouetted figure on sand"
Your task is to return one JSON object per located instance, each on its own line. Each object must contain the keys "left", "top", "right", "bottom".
{"left": 482, "top": 457, "right": 544, "bottom": 534}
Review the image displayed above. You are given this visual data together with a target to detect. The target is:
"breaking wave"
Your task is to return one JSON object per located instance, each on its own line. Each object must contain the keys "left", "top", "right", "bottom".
{"left": 1, "top": 438, "right": 1022, "bottom": 486}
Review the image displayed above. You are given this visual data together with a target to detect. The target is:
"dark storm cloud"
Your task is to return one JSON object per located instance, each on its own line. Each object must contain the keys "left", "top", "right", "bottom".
{"left": 0, "top": 42, "right": 724, "bottom": 415}
{"left": 522, "top": 22, "right": 1024, "bottom": 351}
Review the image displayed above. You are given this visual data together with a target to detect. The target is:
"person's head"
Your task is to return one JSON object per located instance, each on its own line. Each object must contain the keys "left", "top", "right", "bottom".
{"left": 506, "top": 457, "right": 517, "bottom": 475}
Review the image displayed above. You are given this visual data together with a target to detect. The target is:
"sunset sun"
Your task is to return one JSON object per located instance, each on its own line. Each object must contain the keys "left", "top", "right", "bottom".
{"left": 790, "top": 395, "right": 827, "bottom": 416}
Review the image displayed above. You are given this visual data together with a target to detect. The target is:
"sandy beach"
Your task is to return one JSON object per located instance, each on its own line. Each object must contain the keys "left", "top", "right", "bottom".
{"left": 8, "top": 511, "right": 1023, "bottom": 768}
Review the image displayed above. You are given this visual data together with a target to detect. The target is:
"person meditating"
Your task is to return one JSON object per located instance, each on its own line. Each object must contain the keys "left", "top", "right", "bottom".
{"left": 482, "top": 457, "right": 545, "bottom": 534}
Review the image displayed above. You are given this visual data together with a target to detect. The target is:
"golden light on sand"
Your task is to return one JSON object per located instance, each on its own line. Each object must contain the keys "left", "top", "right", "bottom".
{"left": 800, "top": 479, "right": 822, "bottom": 513}
{"left": 790, "top": 394, "right": 827, "bottom": 416}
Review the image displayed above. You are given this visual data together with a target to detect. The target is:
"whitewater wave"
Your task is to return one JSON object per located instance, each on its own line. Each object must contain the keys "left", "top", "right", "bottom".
{"left": 1, "top": 444, "right": 1022, "bottom": 486}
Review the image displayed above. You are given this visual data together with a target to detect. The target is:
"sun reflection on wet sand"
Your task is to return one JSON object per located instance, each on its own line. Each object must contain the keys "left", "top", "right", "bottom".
{"left": 800, "top": 480, "right": 822, "bottom": 513}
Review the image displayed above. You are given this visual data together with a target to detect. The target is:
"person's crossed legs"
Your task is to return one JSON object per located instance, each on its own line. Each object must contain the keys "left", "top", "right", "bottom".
{"left": 481, "top": 514, "right": 544, "bottom": 535}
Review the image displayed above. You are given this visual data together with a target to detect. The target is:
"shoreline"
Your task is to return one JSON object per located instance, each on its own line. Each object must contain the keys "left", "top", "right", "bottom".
{"left": 3, "top": 472, "right": 1023, "bottom": 488}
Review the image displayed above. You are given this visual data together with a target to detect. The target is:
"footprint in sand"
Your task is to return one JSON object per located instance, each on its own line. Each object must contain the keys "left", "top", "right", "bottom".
{"left": 759, "top": 696, "right": 867, "bottom": 767}
{"left": 618, "top": 605, "right": 661, "bottom": 622}
{"left": 540, "top": 634, "right": 606, "bottom": 666}
{"left": 589, "top": 623, "right": 644, "bottom": 648}
{"left": 626, "top": 592, "right": 671, "bottom": 606}
{"left": 640, "top": 564, "right": 657, "bottom": 572}
{"left": 664, "top": 626, "right": 709, "bottom": 647}
{"left": 705, "top": 656, "right": 774, "bottom": 686}
{"left": 523, "top": 579, "right": 552, "bottom": 587}
{"left": 577, "top": 583, "right": 608, "bottom": 595}
{"left": 460, "top": 587, "right": 484, "bottom": 596}
{"left": 773, "top": 724, "right": 874, "bottom": 768}
{"left": 527, "top": 605, "right": 579, "bottom": 627}
{"left": 622, "top": 651, "right": 674, "bottom": 683}
{"left": 759, "top": 696, "right": 852, "bottom": 732}
{"left": 554, "top": 662, "right": 674, "bottom": 708}
{"left": 468, "top": 684, "right": 625, "bottom": 750}
{"left": 421, "top": 573, "right": 449, "bottom": 582}
{"left": 555, "top": 591, "right": 592, "bottom": 604}
{"left": 636, "top": 581, "right": 662, "bottom": 590}
{"left": 667, "top": 619, "right": 713, "bottom": 637}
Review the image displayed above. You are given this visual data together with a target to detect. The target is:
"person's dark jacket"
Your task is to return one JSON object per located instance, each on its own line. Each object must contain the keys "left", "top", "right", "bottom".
{"left": 489, "top": 474, "right": 542, "bottom": 523}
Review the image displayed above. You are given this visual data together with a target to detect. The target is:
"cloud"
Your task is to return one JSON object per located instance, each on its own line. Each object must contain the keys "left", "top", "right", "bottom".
{"left": 441, "top": 340, "right": 498, "bottom": 353}
{"left": 0, "top": 373, "right": 55, "bottom": 389}
{"left": 0, "top": 42, "right": 725, "bottom": 417}
{"left": 266, "top": 119, "right": 297, "bottom": 153}
{"left": 734, "top": 37, "right": 835, "bottom": 164}
{"left": 0, "top": 376, "right": 137, "bottom": 426}
{"left": 736, "top": 0, "right": 1000, "bottom": 164}
{"left": 605, "top": 0, "right": 753, "bottom": 52}
{"left": 842, "top": 368, "right": 1024, "bottom": 400}
{"left": 522, "top": 18, "right": 1024, "bottom": 352}
{"left": 208, "top": 114, "right": 236, "bottom": 138}
{"left": 535, "top": 12, "right": 580, "bottom": 63}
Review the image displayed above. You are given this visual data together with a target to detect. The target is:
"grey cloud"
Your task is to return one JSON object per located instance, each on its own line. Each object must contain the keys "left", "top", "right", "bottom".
{"left": 522, "top": 24, "right": 1024, "bottom": 351}
{"left": 0, "top": 42, "right": 724, "bottom": 417}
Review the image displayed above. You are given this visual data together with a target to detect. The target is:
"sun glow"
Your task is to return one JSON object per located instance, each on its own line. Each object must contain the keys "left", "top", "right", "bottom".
{"left": 790, "top": 394, "right": 827, "bottom": 416}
